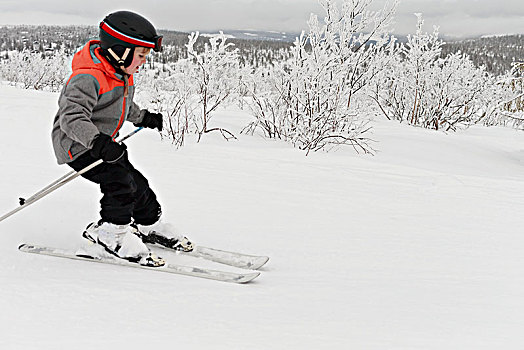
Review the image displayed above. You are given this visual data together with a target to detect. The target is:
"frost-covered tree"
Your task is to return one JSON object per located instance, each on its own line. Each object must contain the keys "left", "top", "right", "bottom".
{"left": 372, "top": 14, "right": 491, "bottom": 131}
{"left": 0, "top": 50, "right": 67, "bottom": 91}
{"left": 242, "top": 68, "right": 291, "bottom": 139}
{"left": 134, "top": 66, "right": 198, "bottom": 147}
{"left": 185, "top": 31, "right": 243, "bottom": 141}
{"left": 135, "top": 32, "right": 245, "bottom": 146}
{"left": 244, "top": 0, "right": 399, "bottom": 154}
{"left": 482, "top": 62, "right": 524, "bottom": 129}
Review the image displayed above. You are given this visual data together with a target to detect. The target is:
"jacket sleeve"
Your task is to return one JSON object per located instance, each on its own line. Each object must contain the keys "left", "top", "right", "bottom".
{"left": 127, "top": 101, "right": 147, "bottom": 124}
{"left": 57, "top": 74, "right": 101, "bottom": 149}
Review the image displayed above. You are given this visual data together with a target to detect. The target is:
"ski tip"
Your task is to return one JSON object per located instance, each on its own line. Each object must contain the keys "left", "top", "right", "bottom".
{"left": 250, "top": 256, "right": 270, "bottom": 270}
{"left": 238, "top": 272, "right": 261, "bottom": 284}
{"left": 18, "top": 243, "right": 30, "bottom": 250}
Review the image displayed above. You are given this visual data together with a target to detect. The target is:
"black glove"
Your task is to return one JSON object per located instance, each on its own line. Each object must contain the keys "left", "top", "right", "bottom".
{"left": 90, "top": 134, "right": 127, "bottom": 163}
{"left": 134, "top": 111, "right": 163, "bottom": 131}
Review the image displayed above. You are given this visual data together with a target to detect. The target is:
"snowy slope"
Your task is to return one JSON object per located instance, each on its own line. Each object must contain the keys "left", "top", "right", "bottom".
{"left": 1, "top": 84, "right": 524, "bottom": 349}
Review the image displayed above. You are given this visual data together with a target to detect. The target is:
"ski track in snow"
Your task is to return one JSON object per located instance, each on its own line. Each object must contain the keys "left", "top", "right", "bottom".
{"left": 1, "top": 84, "right": 524, "bottom": 349}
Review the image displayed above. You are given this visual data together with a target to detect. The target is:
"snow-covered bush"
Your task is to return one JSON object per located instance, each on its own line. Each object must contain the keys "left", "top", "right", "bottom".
{"left": 185, "top": 31, "right": 243, "bottom": 141}
{"left": 134, "top": 66, "right": 197, "bottom": 147}
{"left": 371, "top": 14, "right": 491, "bottom": 131}
{"left": 481, "top": 62, "right": 524, "bottom": 129}
{"left": 242, "top": 68, "right": 290, "bottom": 140}
{"left": 0, "top": 50, "right": 67, "bottom": 91}
{"left": 244, "top": 0, "right": 399, "bottom": 154}
{"left": 135, "top": 32, "right": 245, "bottom": 146}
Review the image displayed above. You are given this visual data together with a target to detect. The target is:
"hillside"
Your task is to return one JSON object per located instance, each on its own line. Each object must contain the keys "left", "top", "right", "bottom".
{"left": 1, "top": 84, "right": 524, "bottom": 349}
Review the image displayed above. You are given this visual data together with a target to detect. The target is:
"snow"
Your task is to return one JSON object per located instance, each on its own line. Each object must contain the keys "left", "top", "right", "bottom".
{"left": 200, "top": 33, "right": 236, "bottom": 39}
{"left": 1, "top": 83, "right": 524, "bottom": 349}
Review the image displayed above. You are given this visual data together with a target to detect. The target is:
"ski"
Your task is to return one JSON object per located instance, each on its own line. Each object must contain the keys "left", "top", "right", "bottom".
{"left": 18, "top": 243, "right": 260, "bottom": 284}
{"left": 152, "top": 244, "right": 270, "bottom": 270}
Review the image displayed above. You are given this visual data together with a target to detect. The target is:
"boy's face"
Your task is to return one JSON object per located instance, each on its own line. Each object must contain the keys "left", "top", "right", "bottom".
{"left": 124, "top": 47, "right": 151, "bottom": 75}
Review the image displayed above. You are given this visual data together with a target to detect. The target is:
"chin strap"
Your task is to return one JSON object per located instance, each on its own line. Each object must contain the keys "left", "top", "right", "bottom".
{"left": 107, "top": 47, "right": 131, "bottom": 65}
{"left": 107, "top": 47, "right": 131, "bottom": 97}
{"left": 107, "top": 47, "right": 131, "bottom": 70}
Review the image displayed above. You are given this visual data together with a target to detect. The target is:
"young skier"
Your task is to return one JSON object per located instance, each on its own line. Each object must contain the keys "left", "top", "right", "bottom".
{"left": 51, "top": 10, "right": 192, "bottom": 267}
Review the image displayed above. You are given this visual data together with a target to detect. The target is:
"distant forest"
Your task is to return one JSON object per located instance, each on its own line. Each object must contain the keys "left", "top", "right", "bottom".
{"left": 441, "top": 35, "right": 524, "bottom": 75}
{"left": 0, "top": 25, "right": 293, "bottom": 68}
{"left": 0, "top": 25, "right": 522, "bottom": 75}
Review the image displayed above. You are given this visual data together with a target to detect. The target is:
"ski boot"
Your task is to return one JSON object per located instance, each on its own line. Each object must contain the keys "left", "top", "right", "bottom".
{"left": 83, "top": 221, "right": 165, "bottom": 267}
{"left": 134, "top": 221, "right": 194, "bottom": 252}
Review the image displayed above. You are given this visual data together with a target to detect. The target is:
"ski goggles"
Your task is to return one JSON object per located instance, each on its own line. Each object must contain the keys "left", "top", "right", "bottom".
{"left": 100, "top": 21, "right": 163, "bottom": 52}
{"left": 152, "top": 35, "right": 163, "bottom": 52}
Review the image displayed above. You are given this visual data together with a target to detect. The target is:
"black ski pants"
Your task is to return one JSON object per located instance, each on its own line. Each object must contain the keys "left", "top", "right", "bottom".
{"left": 68, "top": 152, "right": 161, "bottom": 226}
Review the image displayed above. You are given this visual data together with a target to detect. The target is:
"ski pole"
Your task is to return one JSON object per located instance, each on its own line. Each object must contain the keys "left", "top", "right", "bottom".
{"left": 0, "top": 127, "right": 144, "bottom": 224}
{"left": 19, "top": 127, "right": 144, "bottom": 206}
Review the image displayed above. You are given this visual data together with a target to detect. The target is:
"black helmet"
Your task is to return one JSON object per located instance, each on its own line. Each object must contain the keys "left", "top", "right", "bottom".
{"left": 99, "top": 11, "right": 163, "bottom": 69}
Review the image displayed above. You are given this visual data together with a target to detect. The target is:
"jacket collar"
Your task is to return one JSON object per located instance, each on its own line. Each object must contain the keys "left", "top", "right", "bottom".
{"left": 73, "top": 40, "right": 128, "bottom": 81}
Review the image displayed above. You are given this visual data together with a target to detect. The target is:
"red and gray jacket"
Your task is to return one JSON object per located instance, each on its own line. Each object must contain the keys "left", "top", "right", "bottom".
{"left": 51, "top": 40, "right": 146, "bottom": 164}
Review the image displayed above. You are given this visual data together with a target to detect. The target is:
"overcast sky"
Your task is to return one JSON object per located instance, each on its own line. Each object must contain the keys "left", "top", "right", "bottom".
{"left": 0, "top": 0, "right": 523, "bottom": 38}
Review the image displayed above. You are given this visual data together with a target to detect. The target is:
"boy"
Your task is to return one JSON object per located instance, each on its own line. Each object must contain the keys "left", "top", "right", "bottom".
{"left": 51, "top": 11, "right": 192, "bottom": 267}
